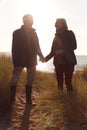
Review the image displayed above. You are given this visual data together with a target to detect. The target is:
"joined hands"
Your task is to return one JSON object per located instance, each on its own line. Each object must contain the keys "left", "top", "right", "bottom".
{"left": 39, "top": 57, "right": 46, "bottom": 63}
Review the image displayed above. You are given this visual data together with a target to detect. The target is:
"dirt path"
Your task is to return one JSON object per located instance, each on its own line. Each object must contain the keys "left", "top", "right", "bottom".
{"left": 0, "top": 89, "right": 87, "bottom": 130}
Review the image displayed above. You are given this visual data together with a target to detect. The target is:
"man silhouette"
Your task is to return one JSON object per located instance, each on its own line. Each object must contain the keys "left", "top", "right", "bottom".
{"left": 10, "top": 14, "right": 44, "bottom": 105}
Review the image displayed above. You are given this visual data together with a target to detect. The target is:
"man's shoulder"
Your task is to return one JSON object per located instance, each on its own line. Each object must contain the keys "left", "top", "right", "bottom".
{"left": 31, "top": 28, "right": 38, "bottom": 37}
{"left": 31, "top": 28, "right": 36, "bottom": 34}
{"left": 12, "top": 28, "right": 22, "bottom": 37}
{"left": 13, "top": 28, "right": 21, "bottom": 34}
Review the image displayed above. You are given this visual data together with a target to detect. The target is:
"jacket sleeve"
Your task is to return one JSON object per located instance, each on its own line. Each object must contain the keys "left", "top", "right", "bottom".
{"left": 35, "top": 33, "right": 44, "bottom": 59}
{"left": 45, "top": 39, "right": 55, "bottom": 62}
{"left": 12, "top": 31, "right": 17, "bottom": 62}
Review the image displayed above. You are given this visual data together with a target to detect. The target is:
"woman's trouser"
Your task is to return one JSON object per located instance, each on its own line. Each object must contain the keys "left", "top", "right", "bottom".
{"left": 55, "top": 64, "right": 74, "bottom": 91}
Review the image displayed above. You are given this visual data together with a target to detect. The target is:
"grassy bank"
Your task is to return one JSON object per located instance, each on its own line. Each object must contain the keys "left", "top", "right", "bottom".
{"left": 0, "top": 55, "right": 87, "bottom": 114}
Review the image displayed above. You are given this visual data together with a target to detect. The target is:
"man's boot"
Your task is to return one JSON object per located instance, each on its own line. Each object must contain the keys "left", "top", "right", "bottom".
{"left": 10, "top": 85, "right": 17, "bottom": 104}
{"left": 25, "top": 84, "right": 32, "bottom": 105}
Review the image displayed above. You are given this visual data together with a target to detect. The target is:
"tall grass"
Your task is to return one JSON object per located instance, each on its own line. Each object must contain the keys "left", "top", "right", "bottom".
{"left": 73, "top": 69, "right": 87, "bottom": 94}
{"left": 0, "top": 55, "right": 13, "bottom": 112}
{"left": 0, "top": 55, "right": 87, "bottom": 113}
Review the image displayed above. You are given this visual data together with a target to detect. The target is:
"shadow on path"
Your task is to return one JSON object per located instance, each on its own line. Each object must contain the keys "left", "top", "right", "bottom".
{"left": 20, "top": 104, "right": 31, "bottom": 130}
{"left": 0, "top": 112, "right": 10, "bottom": 130}
{"left": 59, "top": 93, "right": 87, "bottom": 130}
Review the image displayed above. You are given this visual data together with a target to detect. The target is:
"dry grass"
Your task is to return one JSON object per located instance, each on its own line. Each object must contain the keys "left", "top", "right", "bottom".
{"left": 1, "top": 55, "right": 87, "bottom": 129}
{"left": 0, "top": 55, "right": 13, "bottom": 112}
{"left": 0, "top": 55, "right": 87, "bottom": 111}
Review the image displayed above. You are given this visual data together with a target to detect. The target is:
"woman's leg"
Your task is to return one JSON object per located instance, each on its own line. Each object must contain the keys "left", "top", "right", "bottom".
{"left": 55, "top": 65, "right": 64, "bottom": 91}
{"left": 65, "top": 65, "right": 74, "bottom": 92}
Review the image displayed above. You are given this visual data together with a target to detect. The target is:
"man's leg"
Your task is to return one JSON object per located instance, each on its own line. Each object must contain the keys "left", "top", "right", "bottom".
{"left": 10, "top": 67, "right": 23, "bottom": 103}
{"left": 26, "top": 66, "right": 36, "bottom": 104}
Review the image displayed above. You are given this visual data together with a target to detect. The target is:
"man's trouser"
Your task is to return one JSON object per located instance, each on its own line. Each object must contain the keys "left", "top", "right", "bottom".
{"left": 10, "top": 66, "right": 36, "bottom": 104}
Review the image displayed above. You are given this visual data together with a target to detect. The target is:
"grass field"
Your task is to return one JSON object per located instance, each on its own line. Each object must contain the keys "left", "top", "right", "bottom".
{"left": 0, "top": 55, "right": 87, "bottom": 112}
{"left": 0, "top": 55, "right": 87, "bottom": 130}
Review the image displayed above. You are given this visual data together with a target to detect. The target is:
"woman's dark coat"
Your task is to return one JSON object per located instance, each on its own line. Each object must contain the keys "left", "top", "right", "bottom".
{"left": 46, "top": 30, "right": 77, "bottom": 66}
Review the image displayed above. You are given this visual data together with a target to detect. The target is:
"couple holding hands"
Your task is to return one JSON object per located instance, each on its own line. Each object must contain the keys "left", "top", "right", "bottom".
{"left": 10, "top": 14, "right": 77, "bottom": 105}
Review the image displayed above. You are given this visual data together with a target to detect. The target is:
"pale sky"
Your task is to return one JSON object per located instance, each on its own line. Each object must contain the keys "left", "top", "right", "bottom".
{"left": 0, "top": 0, "right": 87, "bottom": 56}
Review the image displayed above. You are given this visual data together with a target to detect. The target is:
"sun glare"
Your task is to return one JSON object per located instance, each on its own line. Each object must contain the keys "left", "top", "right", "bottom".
{"left": 36, "top": 61, "right": 47, "bottom": 72}
{"left": 18, "top": 0, "right": 52, "bottom": 27}
{"left": 18, "top": 0, "right": 53, "bottom": 71}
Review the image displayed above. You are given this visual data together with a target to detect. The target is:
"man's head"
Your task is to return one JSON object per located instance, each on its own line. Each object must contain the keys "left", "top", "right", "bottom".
{"left": 55, "top": 18, "right": 68, "bottom": 30}
{"left": 23, "top": 14, "right": 33, "bottom": 28}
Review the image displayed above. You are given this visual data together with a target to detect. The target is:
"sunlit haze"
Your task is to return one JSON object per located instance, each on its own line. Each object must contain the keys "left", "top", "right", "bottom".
{"left": 0, "top": 0, "right": 87, "bottom": 71}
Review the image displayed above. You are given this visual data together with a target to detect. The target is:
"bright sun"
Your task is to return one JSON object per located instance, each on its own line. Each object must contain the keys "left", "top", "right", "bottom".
{"left": 18, "top": 0, "right": 53, "bottom": 32}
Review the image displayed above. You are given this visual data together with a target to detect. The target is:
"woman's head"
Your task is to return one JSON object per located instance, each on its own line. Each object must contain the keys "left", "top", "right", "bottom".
{"left": 55, "top": 18, "right": 68, "bottom": 31}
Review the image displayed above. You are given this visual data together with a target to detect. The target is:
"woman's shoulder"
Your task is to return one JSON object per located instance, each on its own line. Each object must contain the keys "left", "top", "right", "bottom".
{"left": 66, "top": 30, "right": 75, "bottom": 35}
{"left": 63, "top": 30, "right": 75, "bottom": 38}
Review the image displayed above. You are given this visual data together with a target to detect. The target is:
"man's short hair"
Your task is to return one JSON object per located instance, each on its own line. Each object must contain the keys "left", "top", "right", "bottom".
{"left": 23, "top": 14, "right": 33, "bottom": 23}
